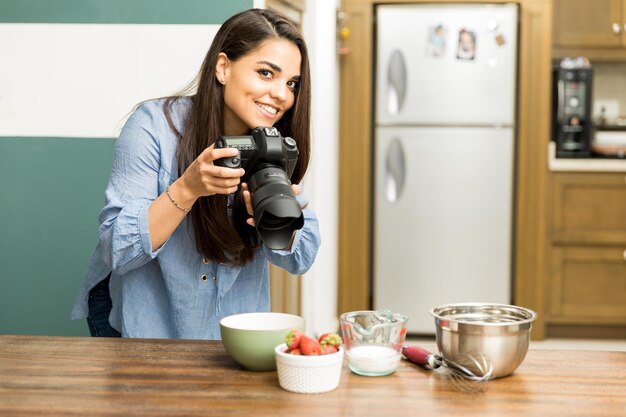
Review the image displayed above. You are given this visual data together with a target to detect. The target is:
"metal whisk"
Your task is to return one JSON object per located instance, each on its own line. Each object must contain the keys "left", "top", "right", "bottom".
{"left": 402, "top": 346, "right": 493, "bottom": 392}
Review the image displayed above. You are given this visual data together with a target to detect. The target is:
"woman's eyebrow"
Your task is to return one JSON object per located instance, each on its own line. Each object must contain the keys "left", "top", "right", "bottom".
{"left": 257, "top": 60, "right": 300, "bottom": 80}
{"left": 257, "top": 60, "right": 282, "bottom": 72}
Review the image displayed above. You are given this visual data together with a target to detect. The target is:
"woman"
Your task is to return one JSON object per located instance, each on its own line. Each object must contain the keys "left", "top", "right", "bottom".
{"left": 71, "top": 9, "right": 320, "bottom": 339}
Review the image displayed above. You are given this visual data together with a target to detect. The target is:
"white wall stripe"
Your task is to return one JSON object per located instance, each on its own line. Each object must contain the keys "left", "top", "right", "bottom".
{"left": 0, "top": 23, "right": 219, "bottom": 137}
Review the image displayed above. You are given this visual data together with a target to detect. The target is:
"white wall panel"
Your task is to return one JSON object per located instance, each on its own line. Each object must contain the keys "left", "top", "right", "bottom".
{"left": 301, "top": 0, "right": 340, "bottom": 335}
{"left": 0, "top": 23, "right": 219, "bottom": 137}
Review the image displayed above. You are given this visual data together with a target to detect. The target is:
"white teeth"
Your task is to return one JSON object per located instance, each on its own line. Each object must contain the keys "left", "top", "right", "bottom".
{"left": 256, "top": 102, "right": 277, "bottom": 114}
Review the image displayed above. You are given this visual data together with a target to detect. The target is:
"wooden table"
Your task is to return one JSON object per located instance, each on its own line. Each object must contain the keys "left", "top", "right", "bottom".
{"left": 1, "top": 335, "right": 625, "bottom": 416}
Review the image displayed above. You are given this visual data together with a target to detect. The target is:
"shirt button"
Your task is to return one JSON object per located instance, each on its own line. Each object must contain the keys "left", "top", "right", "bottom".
{"left": 202, "top": 258, "right": 209, "bottom": 264}
{"left": 201, "top": 275, "right": 208, "bottom": 282}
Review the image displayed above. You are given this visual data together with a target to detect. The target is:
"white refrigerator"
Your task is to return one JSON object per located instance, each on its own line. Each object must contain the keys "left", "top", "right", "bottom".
{"left": 373, "top": 3, "right": 519, "bottom": 334}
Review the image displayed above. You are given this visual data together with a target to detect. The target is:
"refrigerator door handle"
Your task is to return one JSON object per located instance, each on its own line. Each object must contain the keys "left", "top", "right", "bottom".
{"left": 387, "top": 49, "right": 407, "bottom": 115}
{"left": 385, "top": 137, "right": 406, "bottom": 203}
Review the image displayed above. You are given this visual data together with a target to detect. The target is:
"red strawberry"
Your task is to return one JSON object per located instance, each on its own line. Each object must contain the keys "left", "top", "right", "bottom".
{"left": 285, "top": 329, "right": 303, "bottom": 350}
{"left": 321, "top": 344, "right": 338, "bottom": 355}
{"left": 289, "top": 348, "right": 301, "bottom": 355}
{"left": 299, "top": 335, "right": 322, "bottom": 355}
{"left": 319, "top": 332, "right": 343, "bottom": 347}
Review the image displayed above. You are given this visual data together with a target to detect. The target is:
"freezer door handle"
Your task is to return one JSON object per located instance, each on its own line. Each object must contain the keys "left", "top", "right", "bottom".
{"left": 387, "top": 49, "right": 407, "bottom": 115}
{"left": 385, "top": 137, "right": 406, "bottom": 203}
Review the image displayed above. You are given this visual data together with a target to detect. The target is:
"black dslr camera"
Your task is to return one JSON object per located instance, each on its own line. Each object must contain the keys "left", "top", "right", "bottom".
{"left": 214, "top": 127, "right": 303, "bottom": 249}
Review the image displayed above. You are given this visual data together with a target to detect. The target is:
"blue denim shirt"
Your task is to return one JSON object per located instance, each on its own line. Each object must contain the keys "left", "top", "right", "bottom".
{"left": 70, "top": 98, "right": 321, "bottom": 339}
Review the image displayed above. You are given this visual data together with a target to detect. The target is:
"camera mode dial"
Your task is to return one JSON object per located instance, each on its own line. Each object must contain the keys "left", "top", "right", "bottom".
{"left": 283, "top": 137, "right": 297, "bottom": 149}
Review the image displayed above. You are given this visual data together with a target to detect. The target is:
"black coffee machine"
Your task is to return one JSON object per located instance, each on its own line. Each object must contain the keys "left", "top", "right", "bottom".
{"left": 552, "top": 57, "right": 593, "bottom": 158}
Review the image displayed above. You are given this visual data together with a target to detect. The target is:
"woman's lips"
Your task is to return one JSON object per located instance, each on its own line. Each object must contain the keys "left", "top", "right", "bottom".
{"left": 256, "top": 102, "right": 278, "bottom": 117}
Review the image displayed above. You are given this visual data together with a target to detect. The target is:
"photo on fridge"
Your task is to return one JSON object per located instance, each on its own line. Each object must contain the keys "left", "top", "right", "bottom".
{"left": 426, "top": 24, "right": 447, "bottom": 58}
{"left": 456, "top": 28, "right": 476, "bottom": 60}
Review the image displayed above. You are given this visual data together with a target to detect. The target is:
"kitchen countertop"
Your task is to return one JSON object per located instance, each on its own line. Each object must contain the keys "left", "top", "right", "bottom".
{"left": 1, "top": 335, "right": 625, "bottom": 417}
{"left": 548, "top": 142, "right": 626, "bottom": 172}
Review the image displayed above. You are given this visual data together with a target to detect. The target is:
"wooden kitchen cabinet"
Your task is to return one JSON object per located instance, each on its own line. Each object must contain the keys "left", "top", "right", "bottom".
{"left": 552, "top": 172, "right": 626, "bottom": 244}
{"left": 549, "top": 246, "right": 626, "bottom": 324}
{"left": 553, "top": 0, "right": 623, "bottom": 47}
{"left": 553, "top": 0, "right": 626, "bottom": 60}
{"left": 546, "top": 172, "right": 626, "bottom": 334}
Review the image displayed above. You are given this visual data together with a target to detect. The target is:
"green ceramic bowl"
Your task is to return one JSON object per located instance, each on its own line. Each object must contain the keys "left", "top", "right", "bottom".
{"left": 220, "top": 312, "right": 306, "bottom": 371}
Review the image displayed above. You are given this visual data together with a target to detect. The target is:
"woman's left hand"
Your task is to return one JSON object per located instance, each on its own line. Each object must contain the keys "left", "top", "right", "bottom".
{"left": 242, "top": 183, "right": 301, "bottom": 227}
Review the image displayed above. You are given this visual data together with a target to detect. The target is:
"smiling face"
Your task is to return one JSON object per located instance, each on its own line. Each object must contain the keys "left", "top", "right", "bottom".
{"left": 216, "top": 38, "right": 302, "bottom": 135}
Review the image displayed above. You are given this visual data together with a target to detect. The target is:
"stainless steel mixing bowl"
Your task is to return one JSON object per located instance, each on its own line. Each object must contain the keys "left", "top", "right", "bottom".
{"left": 430, "top": 303, "right": 537, "bottom": 379}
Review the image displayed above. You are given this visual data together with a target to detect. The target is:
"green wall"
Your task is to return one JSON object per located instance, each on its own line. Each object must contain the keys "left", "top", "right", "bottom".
{"left": 0, "top": 0, "right": 251, "bottom": 24}
{"left": 0, "top": 138, "right": 115, "bottom": 336}
{"left": 0, "top": 0, "right": 253, "bottom": 336}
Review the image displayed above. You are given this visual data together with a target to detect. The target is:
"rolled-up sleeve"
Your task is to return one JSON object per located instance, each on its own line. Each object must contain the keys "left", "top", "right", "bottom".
{"left": 98, "top": 102, "right": 166, "bottom": 275}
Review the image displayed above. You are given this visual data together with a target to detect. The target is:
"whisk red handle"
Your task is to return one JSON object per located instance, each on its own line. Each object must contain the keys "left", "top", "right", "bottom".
{"left": 402, "top": 346, "right": 439, "bottom": 369}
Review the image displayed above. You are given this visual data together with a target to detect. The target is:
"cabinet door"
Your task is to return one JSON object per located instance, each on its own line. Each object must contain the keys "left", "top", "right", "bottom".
{"left": 552, "top": 173, "right": 626, "bottom": 245}
{"left": 553, "top": 0, "right": 623, "bottom": 47}
{"left": 549, "top": 247, "right": 626, "bottom": 324}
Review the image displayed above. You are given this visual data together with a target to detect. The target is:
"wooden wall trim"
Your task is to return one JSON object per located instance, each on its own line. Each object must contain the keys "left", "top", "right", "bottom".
{"left": 266, "top": 0, "right": 304, "bottom": 24}
{"left": 338, "top": 0, "right": 373, "bottom": 313}
{"left": 514, "top": 0, "right": 552, "bottom": 339}
{"left": 267, "top": 0, "right": 305, "bottom": 315}
{"left": 338, "top": 0, "right": 552, "bottom": 339}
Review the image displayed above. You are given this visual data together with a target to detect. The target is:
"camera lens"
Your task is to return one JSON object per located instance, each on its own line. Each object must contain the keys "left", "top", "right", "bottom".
{"left": 257, "top": 212, "right": 301, "bottom": 230}
{"left": 248, "top": 164, "right": 304, "bottom": 250}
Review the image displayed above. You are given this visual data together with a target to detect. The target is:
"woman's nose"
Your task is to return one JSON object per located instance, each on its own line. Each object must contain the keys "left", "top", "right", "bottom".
{"left": 270, "top": 82, "right": 288, "bottom": 102}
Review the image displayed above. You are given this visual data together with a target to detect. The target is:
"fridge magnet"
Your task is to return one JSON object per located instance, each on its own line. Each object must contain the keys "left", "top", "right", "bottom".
{"left": 494, "top": 33, "right": 506, "bottom": 47}
{"left": 426, "top": 24, "right": 447, "bottom": 58}
{"left": 456, "top": 28, "right": 476, "bottom": 60}
{"left": 487, "top": 19, "right": 499, "bottom": 32}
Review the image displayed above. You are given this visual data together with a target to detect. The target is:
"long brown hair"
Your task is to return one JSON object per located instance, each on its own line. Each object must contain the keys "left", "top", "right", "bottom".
{"left": 164, "top": 8, "right": 311, "bottom": 265}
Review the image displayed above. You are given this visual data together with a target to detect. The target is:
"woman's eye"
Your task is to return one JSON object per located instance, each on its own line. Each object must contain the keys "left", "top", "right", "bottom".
{"left": 258, "top": 69, "right": 273, "bottom": 78}
{"left": 287, "top": 80, "right": 299, "bottom": 90}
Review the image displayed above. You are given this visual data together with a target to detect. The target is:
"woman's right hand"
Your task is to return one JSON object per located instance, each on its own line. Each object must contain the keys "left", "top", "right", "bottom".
{"left": 149, "top": 145, "right": 244, "bottom": 252}
{"left": 179, "top": 144, "right": 245, "bottom": 199}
